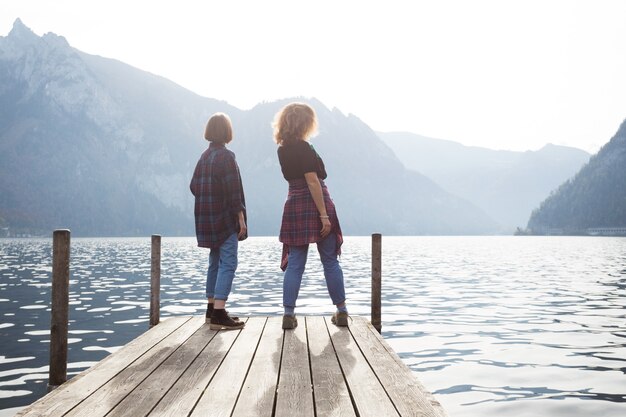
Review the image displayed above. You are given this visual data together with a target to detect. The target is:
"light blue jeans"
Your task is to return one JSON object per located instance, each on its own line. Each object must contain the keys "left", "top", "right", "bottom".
{"left": 283, "top": 233, "right": 346, "bottom": 311}
{"left": 206, "top": 233, "right": 238, "bottom": 301}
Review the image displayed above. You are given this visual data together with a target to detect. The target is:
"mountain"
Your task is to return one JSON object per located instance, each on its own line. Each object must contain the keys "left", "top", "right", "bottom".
{"left": 378, "top": 132, "right": 590, "bottom": 231}
{"left": 0, "top": 19, "right": 234, "bottom": 236}
{"left": 233, "top": 99, "right": 501, "bottom": 235}
{"left": 0, "top": 19, "right": 498, "bottom": 237}
{"left": 527, "top": 119, "right": 626, "bottom": 233}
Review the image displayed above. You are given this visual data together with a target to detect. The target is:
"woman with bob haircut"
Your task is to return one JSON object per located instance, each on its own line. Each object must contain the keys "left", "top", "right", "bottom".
{"left": 190, "top": 112, "right": 247, "bottom": 330}
{"left": 273, "top": 102, "right": 348, "bottom": 329}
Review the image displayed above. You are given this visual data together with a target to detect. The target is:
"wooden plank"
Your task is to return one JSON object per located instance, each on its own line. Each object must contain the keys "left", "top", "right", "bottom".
{"left": 106, "top": 321, "right": 219, "bottom": 417}
{"left": 350, "top": 317, "right": 448, "bottom": 417}
{"left": 307, "top": 316, "right": 356, "bottom": 417}
{"left": 16, "top": 316, "right": 192, "bottom": 417}
{"left": 275, "top": 317, "right": 314, "bottom": 417}
{"left": 147, "top": 320, "right": 244, "bottom": 417}
{"left": 231, "top": 317, "right": 283, "bottom": 417}
{"left": 64, "top": 316, "right": 205, "bottom": 417}
{"left": 326, "top": 317, "right": 399, "bottom": 417}
{"left": 19, "top": 315, "right": 447, "bottom": 417}
{"left": 190, "top": 317, "right": 266, "bottom": 417}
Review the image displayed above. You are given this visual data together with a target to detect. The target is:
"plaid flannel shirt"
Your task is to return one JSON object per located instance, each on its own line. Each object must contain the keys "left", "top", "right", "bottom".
{"left": 190, "top": 143, "right": 246, "bottom": 248}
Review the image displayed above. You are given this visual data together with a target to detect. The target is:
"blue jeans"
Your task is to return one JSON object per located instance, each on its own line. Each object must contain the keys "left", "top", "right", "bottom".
{"left": 283, "top": 233, "right": 346, "bottom": 311}
{"left": 206, "top": 233, "right": 238, "bottom": 301}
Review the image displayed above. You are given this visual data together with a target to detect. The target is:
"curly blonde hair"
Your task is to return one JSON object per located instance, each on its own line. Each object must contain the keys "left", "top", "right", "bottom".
{"left": 272, "top": 103, "right": 318, "bottom": 145}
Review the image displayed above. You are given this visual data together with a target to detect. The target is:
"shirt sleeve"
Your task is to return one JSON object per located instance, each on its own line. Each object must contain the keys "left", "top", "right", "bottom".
{"left": 221, "top": 153, "right": 245, "bottom": 215}
{"left": 300, "top": 143, "right": 319, "bottom": 175}
{"left": 189, "top": 159, "right": 202, "bottom": 196}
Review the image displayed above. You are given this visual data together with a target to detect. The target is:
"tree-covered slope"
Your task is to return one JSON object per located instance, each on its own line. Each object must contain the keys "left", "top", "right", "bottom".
{"left": 527, "top": 119, "right": 626, "bottom": 232}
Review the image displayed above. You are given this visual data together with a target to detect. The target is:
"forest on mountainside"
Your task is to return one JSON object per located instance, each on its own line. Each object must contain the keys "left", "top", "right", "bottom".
{"left": 528, "top": 119, "right": 626, "bottom": 233}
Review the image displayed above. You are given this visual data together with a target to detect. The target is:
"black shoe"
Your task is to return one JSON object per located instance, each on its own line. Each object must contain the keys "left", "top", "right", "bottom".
{"left": 210, "top": 308, "right": 245, "bottom": 330}
{"left": 206, "top": 302, "right": 240, "bottom": 324}
{"left": 282, "top": 315, "right": 298, "bottom": 330}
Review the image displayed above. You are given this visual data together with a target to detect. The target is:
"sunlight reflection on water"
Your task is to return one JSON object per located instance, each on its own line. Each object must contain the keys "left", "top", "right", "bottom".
{"left": 0, "top": 236, "right": 625, "bottom": 416}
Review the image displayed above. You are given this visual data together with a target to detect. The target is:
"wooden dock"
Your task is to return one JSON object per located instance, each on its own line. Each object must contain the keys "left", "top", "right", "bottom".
{"left": 17, "top": 315, "right": 446, "bottom": 417}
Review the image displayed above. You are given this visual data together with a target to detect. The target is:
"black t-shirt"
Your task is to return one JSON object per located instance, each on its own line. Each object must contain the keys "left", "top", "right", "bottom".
{"left": 277, "top": 140, "right": 327, "bottom": 181}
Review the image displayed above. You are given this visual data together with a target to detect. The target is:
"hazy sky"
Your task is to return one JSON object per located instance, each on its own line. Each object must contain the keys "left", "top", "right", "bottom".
{"left": 2, "top": 0, "right": 626, "bottom": 153}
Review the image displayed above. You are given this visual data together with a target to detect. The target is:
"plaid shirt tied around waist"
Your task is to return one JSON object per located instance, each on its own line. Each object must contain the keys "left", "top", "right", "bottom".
{"left": 279, "top": 178, "right": 343, "bottom": 270}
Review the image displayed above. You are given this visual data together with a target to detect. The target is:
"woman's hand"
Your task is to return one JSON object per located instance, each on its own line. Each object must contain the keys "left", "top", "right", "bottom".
{"left": 238, "top": 221, "right": 247, "bottom": 239}
{"left": 320, "top": 216, "right": 331, "bottom": 238}
{"left": 238, "top": 211, "right": 247, "bottom": 239}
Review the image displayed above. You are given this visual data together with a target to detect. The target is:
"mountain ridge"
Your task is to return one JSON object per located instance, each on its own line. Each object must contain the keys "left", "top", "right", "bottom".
{"left": 378, "top": 131, "right": 590, "bottom": 230}
{"left": 0, "top": 20, "right": 497, "bottom": 237}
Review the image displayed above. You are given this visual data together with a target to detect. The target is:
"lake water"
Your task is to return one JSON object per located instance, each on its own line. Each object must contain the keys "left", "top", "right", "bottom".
{"left": 0, "top": 236, "right": 625, "bottom": 417}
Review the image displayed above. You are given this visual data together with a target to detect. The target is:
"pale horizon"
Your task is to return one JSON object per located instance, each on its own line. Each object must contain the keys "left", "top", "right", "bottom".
{"left": 2, "top": 0, "right": 626, "bottom": 154}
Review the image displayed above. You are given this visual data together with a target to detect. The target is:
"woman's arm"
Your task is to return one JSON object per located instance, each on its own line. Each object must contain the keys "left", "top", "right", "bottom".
{"left": 221, "top": 153, "right": 247, "bottom": 239}
{"left": 222, "top": 155, "right": 246, "bottom": 215}
{"left": 304, "top": 171, "right": 331, "bottom": 238}
{"left": 189, "top": 160, "right": 202, "bottom": 196}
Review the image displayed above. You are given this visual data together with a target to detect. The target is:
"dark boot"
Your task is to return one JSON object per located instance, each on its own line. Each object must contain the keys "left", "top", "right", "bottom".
{"left": 282, "top": 315, "right": 298, "bottom": 329}
{"left": 331, "top": 311, "right": 349, "bottom": 327}
{"left": 210, "top": 308, "right": 245, "bottom": 330}
{"left": 206, "top": 302, "right": 239, "bottom": 324}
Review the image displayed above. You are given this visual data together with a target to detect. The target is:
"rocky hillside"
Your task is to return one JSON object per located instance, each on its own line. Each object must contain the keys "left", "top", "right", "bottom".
{"left": 0, "top": 19, "right": 235, "bottom": 236}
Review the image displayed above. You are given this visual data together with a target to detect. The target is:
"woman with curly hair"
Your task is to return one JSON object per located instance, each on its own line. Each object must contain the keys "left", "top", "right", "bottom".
{"left": 273, "top": 102, "right": 348, "bottom": 329}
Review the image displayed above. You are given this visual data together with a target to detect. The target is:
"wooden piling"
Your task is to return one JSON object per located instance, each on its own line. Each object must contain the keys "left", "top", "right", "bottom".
{"left": 371, "top": 233, "right": 382, "bottom": 333}
{"left": 48, "top": 229, "right": 70, "bottom": 391}
{"left": 150, "top": 234, "right": 161, "bottom": 328}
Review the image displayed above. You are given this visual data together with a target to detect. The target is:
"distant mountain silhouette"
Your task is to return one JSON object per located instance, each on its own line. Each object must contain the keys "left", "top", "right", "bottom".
{"left": 379, "top": 132, "right": 590, "bottom": 231}
{"left": 527, "top": 119, "right": 626, "bottom": 233}
{"left": 0, "top": 19, "right": 497, "bottom": 237}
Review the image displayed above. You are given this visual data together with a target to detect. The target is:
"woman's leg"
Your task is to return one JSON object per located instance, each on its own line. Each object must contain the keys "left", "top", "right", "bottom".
{"left": 283, "top": 244, "right": 309, "bottom": 315}
{"left": 210, "top": 233, "right": 243, "bottom": 330}
{"left": 213, "top": 233, "right": 238, "bottom": 305}
{"left": 317, "top": 234, "right": 346, "bottom": 307}
{"left": 205, "top": 247, "right": 221, "bottom": 323}
{"left": 206, "top": 247, "right": 220, "bottom": 300}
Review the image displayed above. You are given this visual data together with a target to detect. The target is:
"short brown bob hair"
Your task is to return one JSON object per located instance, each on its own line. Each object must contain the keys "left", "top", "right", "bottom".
{"left": 273, "top": 102, "right": 318, "bottom": 145}
{"left": 204, "top": 112, "right": 233, "bottom": 144}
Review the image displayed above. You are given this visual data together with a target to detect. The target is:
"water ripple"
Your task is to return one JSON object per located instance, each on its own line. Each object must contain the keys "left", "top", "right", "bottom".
{"left": 1, "top": 236, "right": 626, "bottom": 417}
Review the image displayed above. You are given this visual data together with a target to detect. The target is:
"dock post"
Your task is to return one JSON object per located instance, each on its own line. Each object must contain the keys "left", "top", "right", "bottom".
{"left": 48, "top": 229, "right": 70, "bottom": 392}
{"left": 371, "top": 233, "right": 382, "bottom": 333}
{"left": 150, "top": 234, "right": 161, "bottom": 328}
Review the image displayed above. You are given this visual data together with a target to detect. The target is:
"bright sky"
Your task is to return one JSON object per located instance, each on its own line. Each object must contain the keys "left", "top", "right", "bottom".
{"left": 2, "top": 0, "right": 626, "bottom": 153}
